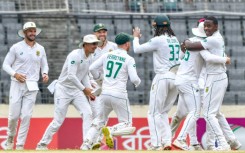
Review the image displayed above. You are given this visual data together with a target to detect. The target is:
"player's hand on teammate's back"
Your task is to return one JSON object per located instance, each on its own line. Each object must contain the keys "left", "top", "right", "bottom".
{"left": 14, "top": 73, "right": 26, "bottom": 83}
{"left": 133, "top": 27, "right": 142, "bottom": 38}
{"left": 225, "top": 57, "right": 231, "bottom": 65}
{"left": 42, "top": 74, "right": 49, "bottom": 83}
{"left": 83, "top": 87, "right": 96, "bottom": 101}
{"left": 180, "top": 43, "right": 187, "bottom": 53}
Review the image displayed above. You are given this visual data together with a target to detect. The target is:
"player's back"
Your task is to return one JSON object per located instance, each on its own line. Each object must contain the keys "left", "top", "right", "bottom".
{"left": 176, "top": 37, "right": 204, "bottom": 85}
{"left": 102, "top": 49, "right": 137, "bottom": 93}
{"left": 152, "top": 35, "right": 180, "bottom": 74}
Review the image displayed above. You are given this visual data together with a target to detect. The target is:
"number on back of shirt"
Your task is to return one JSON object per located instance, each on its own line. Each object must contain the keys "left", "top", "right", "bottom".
{"left": 105, "top": 60, "right": 122, "bottom": 79}
{"left": 169, "top": 44, "right": 180, "bottom": 61}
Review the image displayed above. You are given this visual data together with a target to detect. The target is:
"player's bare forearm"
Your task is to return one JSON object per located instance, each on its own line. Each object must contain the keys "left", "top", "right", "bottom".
{"left": 184, "top": 40, "right": 204, "bottom": 51}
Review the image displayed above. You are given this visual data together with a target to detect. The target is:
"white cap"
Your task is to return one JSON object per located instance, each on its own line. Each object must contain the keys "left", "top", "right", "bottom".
{"left": 18, "top": 22, "right": 42, "bottom": 38}
{"left": 192, "top": 22, "right": 206, "bottom": 38}
{"left": 79, "top": 34, "right": 100, "bottom": 47}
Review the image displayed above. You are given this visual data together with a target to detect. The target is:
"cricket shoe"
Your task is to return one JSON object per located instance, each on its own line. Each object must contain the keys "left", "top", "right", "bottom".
{"left": 189, "top": 144, "right": 203, "bottom": 151}
{"left": 228, "top": 139, "right": 242, "bottom": 150}
{"left": 92, "top": 142, "right": 101, "bottom": 150}
{"left": 214, "top": 145, "right": 231, "bottom": 151}
{"left": 172, "top": 139, "right": 189, "bottom": 150}
{"left": 5, "top": 136, "right": 14, "bottom": 150}
{"left": 102, "top": 126, "right": 114, "bottom": 149}
{"left": 162, "top": 142, "right": 172, "bottom": 150}
{"left": 36, "top": 143, "right": 48, "bottom": 150}
{"left": 16, "top": 145, "right": 24, "bottom": 150}
{"left": 147, "top": 145, "right": 162, "bottom": 150}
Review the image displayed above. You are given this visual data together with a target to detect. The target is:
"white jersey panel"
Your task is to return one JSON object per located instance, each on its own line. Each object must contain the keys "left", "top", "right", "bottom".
{"left": 58, "top": 49, "right": 92, "bottom": 95}
{"left": 2, "top": 40, "right": 48, "bottom": 81}
{"left": 133, "top": 35, "right": 180, "bottom": 74}
{"left": 175, "top": 37, "right": 204, "bottom": 85}
{"left": 200, "top": 31, "right": 226, "bottom": 74}
{"left": 90, "top": 49, "right": 140, "bottom": 93}
{"left": 92, "top": 41, "right": 117, "bottom": 62}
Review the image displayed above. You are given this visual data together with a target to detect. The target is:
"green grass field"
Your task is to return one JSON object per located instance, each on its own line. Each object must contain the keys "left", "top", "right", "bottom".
{"left": 2, "top": 150, "right": 245, "bottom": 153}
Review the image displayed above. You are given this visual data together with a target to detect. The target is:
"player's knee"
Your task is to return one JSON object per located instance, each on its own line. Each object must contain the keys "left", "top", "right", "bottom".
{"left": 20, "top": 114, "right": 32, "bottom": 121}
{"left": 51, "top": 119, "right": 64, "bottom": 130}
{"left": 203, "top": 113, "right": 215, "bottom": 120}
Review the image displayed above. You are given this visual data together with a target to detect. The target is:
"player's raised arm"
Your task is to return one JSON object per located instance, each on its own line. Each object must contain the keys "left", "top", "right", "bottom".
{"left": 133, "top": 27, "right": 158, "bottom": 54}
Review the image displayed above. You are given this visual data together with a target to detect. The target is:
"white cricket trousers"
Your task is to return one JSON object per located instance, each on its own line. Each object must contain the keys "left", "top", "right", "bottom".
{"left": 206, "top": 111, "right": 236, "bottom": 147}
{"left": 8, "top": 80, "right": 38, "bottom": 146}
{"left": 39, "top": 84, "right": 92, "bottom": 145}
{"left": 203, "top": 72, "right": 229, "bottom": 147}
{"left": 148, "top": 72, "right": 178, "bottom": 147}
{"left": 176, "top": 82, "right": 201, "bottom": 141}
{"left": 84, "top": 90, "right": 132, "bottom": 144}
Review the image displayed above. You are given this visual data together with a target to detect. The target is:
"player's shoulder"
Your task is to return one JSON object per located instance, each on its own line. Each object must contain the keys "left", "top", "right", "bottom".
{"left": 68, "top": 49, "right": 81, "bottom": 59}
{"left": 11, "top": 40, "right": 24, "bottom": 49}
{"left": 107, "top": 41, "right": 117, "bottom": 49}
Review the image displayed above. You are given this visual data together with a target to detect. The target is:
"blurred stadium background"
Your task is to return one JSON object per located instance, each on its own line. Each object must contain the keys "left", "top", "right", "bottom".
{"left": 0, "top": 0, "right": 245, "bottom": 105}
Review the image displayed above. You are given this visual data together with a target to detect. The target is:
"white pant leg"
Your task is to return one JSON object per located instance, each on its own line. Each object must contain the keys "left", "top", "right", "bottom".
{"left": 102, "top": 90, "right": 133, "bottom": 135}
{"left": 217, "top": 112, "right": 236, "bottom": 141}
{"left": 203, "top": 73, "right": 229, "bottom": 147}
{"left": 189, "top": 122, "right": 199, "bottom": 145}
{"left": 148, "top": 72, "right": 177, "bottom": 147}
{"left": 171, "top": 93, "right": 188, "bottom": 135}
{"left": 89, "top": 95, "right": 102, "bottom": 119}
{"left": 7, "top": 81, "right": 25, "bottom": 138}
{"left": 39, "top": 95, "right": 70, "bottom": 145}
{"left": 16, "top": 89, "right": 38, "bottom": 146}
{"left": 206, "top": 123, "right": 215, "bottom": 147}
{"left": 73, "top": 95, "right": 93, "bottom": 141}
{"left": 177, "top": 83, "right": 201, "bottom": 141}
{"left": 161, "top": 79, "right": 178, "bottom": 145}
{"left": 83, "top": 94, "right": 111, "bottom": 144}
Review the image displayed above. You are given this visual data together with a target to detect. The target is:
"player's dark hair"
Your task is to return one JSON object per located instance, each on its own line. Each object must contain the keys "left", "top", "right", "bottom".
{"left": 154, "top": 26, "right": 176, "bottom": 37}
{"left": 205, "top": 16, "right": 218, "bottom": 25}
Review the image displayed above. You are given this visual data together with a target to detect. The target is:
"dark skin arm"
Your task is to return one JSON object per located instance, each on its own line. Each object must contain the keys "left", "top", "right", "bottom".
{"left": 182, "top": 39, "right": 205, "bottom": 52}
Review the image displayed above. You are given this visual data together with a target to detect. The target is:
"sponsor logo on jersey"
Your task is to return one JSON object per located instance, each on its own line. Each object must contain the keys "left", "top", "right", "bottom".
{"left": 71, "top": 61, "right": 75, "bottom": 64}
{"left": 81, "top": 60, "right": 83, "bottom": 63}
{"left": 133, "top": 64, "right": 136, "bottom": 67}
{"left": 203, "top": 39, "right": 207, "bottom": 42}
{"left": 36, "top": 50, "right": 40, "bottom": 56}
{"left": 20, "top": 52, "right": 23, "bottom": 55}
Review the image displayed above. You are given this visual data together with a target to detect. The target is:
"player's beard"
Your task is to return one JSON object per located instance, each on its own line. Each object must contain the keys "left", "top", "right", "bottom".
{"left": 98, "top": 37, "right": 107, "bottom": 47}
{"left": 26, "top": 34, "right": 36, "bottom": 42}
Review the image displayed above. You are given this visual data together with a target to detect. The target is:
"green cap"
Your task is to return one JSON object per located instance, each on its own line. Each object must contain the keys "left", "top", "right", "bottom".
{"left": 152, "top": 15, "right": 171, "bottom": 27}
{"left": 115, "top": 32, "right": 133, "bottom": 45}
{"left": 93, "top": 23, "right": 107, "bottom": 32}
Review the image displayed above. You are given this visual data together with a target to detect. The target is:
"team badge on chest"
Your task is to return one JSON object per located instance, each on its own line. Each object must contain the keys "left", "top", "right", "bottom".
{"left": 36, "top": 50, "right": 40, "bottom": 56}
{"left": 205, "top": 87, "right": 209, "bottom": 93}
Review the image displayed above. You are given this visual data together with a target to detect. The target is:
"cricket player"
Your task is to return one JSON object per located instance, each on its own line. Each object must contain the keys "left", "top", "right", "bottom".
{"left": 172, "top": 21, "right": 231, "bottom": 151}
{"left": 36, "top": 34, "right": 99, "bottom": 150}
{"left": 133, "top": 15, "right": 180, "bottom": 150}
{"left": 182, "top": 16, "right": 231, "bottom": 151}
{"left": 2, "top": 22, "right": 49, "bottom": 150}
{"left": 81, "top": 32, "right": 141, "bottom": 150}
{"left": 90, "top": 23, "right": 117, "bottom": 118}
